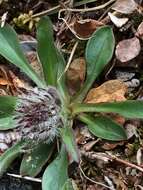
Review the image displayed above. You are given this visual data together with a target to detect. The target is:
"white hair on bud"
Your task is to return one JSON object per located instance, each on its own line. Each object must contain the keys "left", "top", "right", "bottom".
{"left": 13, "top": 86, "right": 62, "bottom": 145}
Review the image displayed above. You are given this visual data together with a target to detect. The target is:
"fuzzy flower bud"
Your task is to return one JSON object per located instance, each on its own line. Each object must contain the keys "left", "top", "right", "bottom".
{"left": 13, "top": 86, "right": 62, "bottom": 144}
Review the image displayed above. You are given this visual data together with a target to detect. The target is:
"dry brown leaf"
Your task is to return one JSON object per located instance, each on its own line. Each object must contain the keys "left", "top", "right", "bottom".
{"left": 112, "top": 0, "right": 137, "bottom": 14}
{"left": 0, "top": 65, "right": 29, "bottom": 95}
{"left": 73, "top": 19, "right": 104, "bottom": 38}
{"left": 136, "top": 21, "right": 143, "bottom": 39}
{"left": 102, "top": 141, "right": 124, "bottom": 150}
{"left": 0, "top": 89, "right": 7, "bottom": 96}
{"left": 9, "top": 71, "right": 29, "bottom": 89}
{"left": 0, "top": 78, "right": 10, "bottom": 85}
{"left": 115, "top": 37, "right": 141, "bottom": 62}
{"left": 75, "top": 126, "right": 94, "bottom": 145}
{"left": 67, "top": 57, "right": 86, "bottom": 93}
{"left": 85, "top": 80, "right": 127, "bottom": 103}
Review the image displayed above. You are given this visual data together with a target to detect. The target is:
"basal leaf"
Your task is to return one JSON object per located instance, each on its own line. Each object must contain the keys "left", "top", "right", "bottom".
{"left": 0, "top": 117, "right": 15, "bottom": 130}
{"left": 0, "top": 96, "right": 17, "bottom": 118}
{"left": 37, "top": 17, "right": 65, "bottom": 86}
{"left": 37, "top": 17, "right": 69, "bottom": 101}
{"left": 74, "top": 26, "right": 115, "bottom": 102}
{"left": 42, "top": 145, "right": 68, "bottom": 190}
{"left": 62, "top": 179, "right": 77, "bottom": 190}
{"left": 60, "top": 127, "right": 79, "bottom": 162}
{"left": 0, "top": 141, "right": 25, "bottom": 176}
{"left": 79, "top": 114, "right": 127, "bottom": 141}
{"left": 20, "top": 142, "right": 55, "bottom": 177}
{"left": 0, "top": 24, "right": 45, "bottom": 87}
{"left": 73, "top": 100, "right": 143, "bottom": 119}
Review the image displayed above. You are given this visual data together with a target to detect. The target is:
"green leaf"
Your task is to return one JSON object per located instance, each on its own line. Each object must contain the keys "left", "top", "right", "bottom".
{"left": 42, "top": 145, "right": 68, "bottom": 190}
{"left": 0, "top": 117, "right": 15, "bottom": 130}
{"left": 37, "top": 17, "right": 69, "bottom": 101}
{"left": 0, "top": 24, "right": 45, "bottom": 87}
{"left": 60, "top": 127, "right": 79, "bottom": 162}
{"left": 79, "top": 114, "right": 127, "bottom": 141}
{"left": 20, "top": 142, "right": 55, "bottom": 177}
{"left": 0, "top": 141, "right": 25, "bottom": 176}
{"left": 74, "top": 26, "right": 115, "bottom": 102}
{"left": 0, "top": 96, "right": 17, "bottom": 118}
{"left": 73, "top": 100, "right": 143, "bottom": 119}
{"left": 62, "top": 179, "right": 78, "bottom": 190}
{"left": 37, "top": 17, "right": 65, "bottom": 86}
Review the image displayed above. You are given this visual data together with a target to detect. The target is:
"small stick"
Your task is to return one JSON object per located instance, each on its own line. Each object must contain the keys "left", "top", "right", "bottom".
{"left": 58, "top": 10, "right": 87, "bottom": 40}
{"left": 7, "top": 173, "right": 42, "bottom": 183}
{"left": 63, "top": 41, "right": 78, "bottom": 74}
{"left": 31, "top": 0, "right": 102, "bottom": 18}
{"left": 58, "top": 41, "right": 78, "bottom": 81}
{"left": 79, "top": 161, "right": 114, "bottom": 190}
{"left": 61, "top": 0, "right": 115, "bottom": 13}
{"left": 32, "top": 1, "right": 70, "bottom": 18}
{"left": 108, "top": 155, "right": 143, "bottom": 173}
{"left": 81, "top": 151, "right": 143, "bottom": 173}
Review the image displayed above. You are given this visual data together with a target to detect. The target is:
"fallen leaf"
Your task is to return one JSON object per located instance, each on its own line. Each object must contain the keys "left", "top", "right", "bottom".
{"left": 0, "top": 89, "right": 7, "bottom": 95}
{"left": 108, "top": 12, "right": 128, "bottom": 28}
{"left": 102, "top": 141, "right": 124, "bottom": 150}
{"left": 125, "top": 123, "right": 138, "bottom": 139}
{"left": 75, "top": 126, "right": 94, "bottom": 145}
{"left": 83, "top": 140, "right": 99, "bottom": 151}
{"left": 0, "top": 78, "right": 10, "bottom": 85}
{"left": 115, "top": 37, "right": 141, "bottom": 62}
{"left": 0, "top": 65, "right": 29, "bottom": 95}
{"left": 73, "top": 19, "right": 104, "bottom": 38}
{"left": 67, "top": 57, "right": 86, "bottom": 94}
{"left": 9, "top": 71, "right": 29, "bottom": 89}
{"left": 85, "top": 80, "right": 127, "bottom": 103}
{"left": 112, "top": 0, "right": 137, "bottom": 14}
{"left": 136, "top": 21, "right": 143, "bottom": 39}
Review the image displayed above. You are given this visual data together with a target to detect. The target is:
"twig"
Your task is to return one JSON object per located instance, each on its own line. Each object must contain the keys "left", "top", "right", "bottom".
{"left": 58, "top": 41, "right": 78, "bottom": 81}
{"left": 7, "top": 173, "right": 42, "bottom": 183}
{"left": 64, "top": 41, "right": 78, "bottom": 73}
{"left": 108, "top": 155, "right": 143, "bottom": 173}
{"left": 32, "top": 1, "right": 70, "bottom": 18}
{"left": 79, "top": 161, "right": 114, "bottom": 190}
{"left": 58, "top": 10, "right": 88, "bottom": 40}
{"left": 31, "top": 0, "right": 100, "bottom": 18}
{"left": 57, "top": 0, "right": 115, "bottom": 41}
{"left": 82, "top": 150, "right": 143, "bottom": 173}
{"left": 75, "top": 0, "right": 98, "bottom": 7}
{"left": 61, "top": 0, "right": 116, "bottom": 13}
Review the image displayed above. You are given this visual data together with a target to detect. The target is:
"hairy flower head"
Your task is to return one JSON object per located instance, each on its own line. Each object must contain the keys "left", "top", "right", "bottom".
{"left": 13, "top": 86, "right": 62, "bottom": 144}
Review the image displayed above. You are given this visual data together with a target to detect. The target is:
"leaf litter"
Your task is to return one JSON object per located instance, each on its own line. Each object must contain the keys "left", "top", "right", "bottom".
{"left": 1, "top": 0, "right": 143, "bottom": 189}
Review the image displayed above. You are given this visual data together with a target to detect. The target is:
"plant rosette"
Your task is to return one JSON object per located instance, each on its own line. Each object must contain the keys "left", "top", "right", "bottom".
{"left": 0, "top": 17, "right": 143, "bottom": 190}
